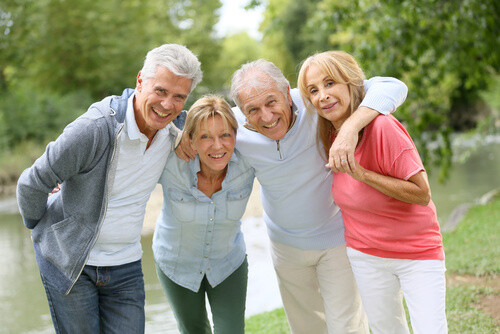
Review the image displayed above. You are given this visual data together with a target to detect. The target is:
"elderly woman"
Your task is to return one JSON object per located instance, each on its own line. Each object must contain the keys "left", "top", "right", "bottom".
{"left": 152, "top": 95, "right": 254, "bottom": 334}
{"left": 298, "top": 51, "right": 447, "bottom": 334}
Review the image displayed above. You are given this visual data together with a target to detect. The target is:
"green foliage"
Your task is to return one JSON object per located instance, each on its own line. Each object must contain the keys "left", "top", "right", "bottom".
{"left": 259, "top": 0, "right": 500, "bottom": 178}
{"left": 0, "top": 140, "right": 48, "bottom": 185}
{"left": 0, "top": 0, "right": 222, "bottom": 99}
{"left": 443, "top": 195, "right": 500, "bottom": 276}
{"left": 213, "top": 32, "right": 263, "bottom": 91}
{"left": 0, "top": 84, "right": 92, "bottom": 149}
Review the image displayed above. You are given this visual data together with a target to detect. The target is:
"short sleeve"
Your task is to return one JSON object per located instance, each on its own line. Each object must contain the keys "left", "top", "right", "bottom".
{"left": 366, "top": 115, "right": 424, "bottom": 180}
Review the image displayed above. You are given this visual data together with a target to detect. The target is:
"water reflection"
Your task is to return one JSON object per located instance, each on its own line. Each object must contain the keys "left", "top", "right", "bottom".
{"left": 428, "top": 142, "right": 500, "bottom": 225}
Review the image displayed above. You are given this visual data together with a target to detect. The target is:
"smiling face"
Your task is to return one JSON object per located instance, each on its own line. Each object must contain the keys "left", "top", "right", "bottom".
{"left": 191, "top": 115, "right": 236, "bottom": 175}
{"left": 238, "top": 75, "right": 293, "bottom": 141}
{"left": 134, "top": 66, "right": 192, "bottom": 139}
{"left": 304, "top": 64, "right": 351, "bottom": 129}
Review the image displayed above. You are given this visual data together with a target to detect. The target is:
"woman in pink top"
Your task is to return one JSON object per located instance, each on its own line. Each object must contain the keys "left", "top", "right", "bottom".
{"left": 298, "top": 51, "right": 447, "bottom": 334}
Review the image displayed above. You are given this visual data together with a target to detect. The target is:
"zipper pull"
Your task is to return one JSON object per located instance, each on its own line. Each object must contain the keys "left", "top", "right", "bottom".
{"left": 276, "top": 140, "right": 283, "bottom": 159}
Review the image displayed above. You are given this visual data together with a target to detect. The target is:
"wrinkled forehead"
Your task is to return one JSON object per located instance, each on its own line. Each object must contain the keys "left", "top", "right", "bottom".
{"left": 238, "top": 74, "right": 284, "bottom": 104}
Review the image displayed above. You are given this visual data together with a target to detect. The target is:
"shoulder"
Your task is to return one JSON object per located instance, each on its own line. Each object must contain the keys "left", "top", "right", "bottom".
{"left": 162, "top": 152, "right": 192, "bottom": 185}
{"left": 368, "top": 114, "right": 407, "bottom": 136}
{"left": 364, "top": 115, "right": 416, "bottom": 153}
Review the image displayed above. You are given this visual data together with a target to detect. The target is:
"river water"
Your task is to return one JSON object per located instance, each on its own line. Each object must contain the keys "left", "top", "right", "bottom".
{"left": 1, "top": 141, "right": 499, "bottom": 333}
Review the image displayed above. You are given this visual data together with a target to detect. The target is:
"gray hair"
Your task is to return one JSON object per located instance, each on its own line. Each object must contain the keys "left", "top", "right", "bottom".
{"left": 140, "top": 44, "right": 203, "bottom": 92}
{"left": 230, "top": 59, "right": 290, "bottom": 109}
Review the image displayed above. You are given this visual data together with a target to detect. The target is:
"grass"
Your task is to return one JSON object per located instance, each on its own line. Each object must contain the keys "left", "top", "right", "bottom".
{"left": 245, "top": 194, "right": 500, "bottom": 333}
{"left": 246, "top": 308, "right": 290, "bottom": 334}
{"left": 443, "top": 194, "right": 499, "bottom": 276}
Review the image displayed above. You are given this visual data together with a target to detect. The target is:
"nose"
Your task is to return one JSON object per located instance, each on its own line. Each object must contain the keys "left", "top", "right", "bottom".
{"left": 260, "top": 107, "right": 274, "bottom": 123}
{"left": 160, "top": 97, "right": 174, "bottom": 110}
{"left": 213, "top": 137, "right": 223, "bottom": 149}
{"left": 319, "top": 89, "right": 329, "bottom": 102}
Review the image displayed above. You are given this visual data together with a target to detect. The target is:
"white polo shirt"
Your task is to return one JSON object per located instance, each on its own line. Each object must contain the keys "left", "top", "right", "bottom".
{"left": 87, "top": 93, "right": 173, "bottom": 266}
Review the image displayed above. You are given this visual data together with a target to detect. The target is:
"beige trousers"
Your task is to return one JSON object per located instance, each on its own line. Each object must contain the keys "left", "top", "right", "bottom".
{"left": 271, "top": 241, "right": 369, "bottom": 334}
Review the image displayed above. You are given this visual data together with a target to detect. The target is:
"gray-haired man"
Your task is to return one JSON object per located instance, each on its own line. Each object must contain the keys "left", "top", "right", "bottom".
{"left": 17, "top": 44, "right": 202, "bottom": 333}
{"left": 228, "top": 60, "right": 407, "bottom": 334}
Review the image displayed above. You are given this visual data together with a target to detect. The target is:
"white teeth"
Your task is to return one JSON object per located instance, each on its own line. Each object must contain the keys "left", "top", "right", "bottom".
{"left": 153, "top": 107, "right": 169, "bottom": 117}
{"left": 210, "top": 153, "right": 224, "bottom": 159}
{"left": 263, "top": 119, "right": 278, "bottom": 128}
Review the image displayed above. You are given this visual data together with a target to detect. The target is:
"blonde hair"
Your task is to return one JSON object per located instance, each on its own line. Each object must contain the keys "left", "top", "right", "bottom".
{"left": 298, "top": 51, "right": 366, "bottom": 159}
{"left": 184, "top": 95, "right": 238, "bottom": 140}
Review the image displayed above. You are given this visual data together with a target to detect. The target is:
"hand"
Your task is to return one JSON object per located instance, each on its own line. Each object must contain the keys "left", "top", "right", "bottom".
{"left": 345, "top": 156, "right": 367, "bottom": 182}
{"left": 49, "top": 183, "right": 61, "bottom": 196}
{"left": 174, "top": 131, "right": 197, "bottom": 162}
{"left": 327, "top": 126, "right": 358, "bottom": 173}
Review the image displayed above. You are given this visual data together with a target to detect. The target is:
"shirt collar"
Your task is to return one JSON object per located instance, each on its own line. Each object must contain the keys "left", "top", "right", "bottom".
{"left": 125, "top": 91, "right": 169, "bottom": 142}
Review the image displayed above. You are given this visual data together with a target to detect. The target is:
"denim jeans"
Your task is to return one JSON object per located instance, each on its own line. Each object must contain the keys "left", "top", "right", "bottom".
{"left": 42, "top": 260, "right": 145, "bottom": 334}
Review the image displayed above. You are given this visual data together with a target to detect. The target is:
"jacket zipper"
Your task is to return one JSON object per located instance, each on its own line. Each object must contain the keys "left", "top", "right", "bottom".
{"left": 66, "top": 125, "right": 123, "bottom": 294}
{"left": 276, "top": 140, "right": 283, "bottom": 159}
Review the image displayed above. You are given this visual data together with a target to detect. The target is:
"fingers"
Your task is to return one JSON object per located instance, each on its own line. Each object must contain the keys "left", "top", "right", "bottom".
{"left": 174, "top": 146, "right": 191, "bottom": 162}
{"left": 174, "top": 132, "right": 197, "bottom": 161}
{"left": 49, "top": 184, "right": 61, "bottom": 197}
{"left": 328, "top": 150, "right": 352, "bottom": 173}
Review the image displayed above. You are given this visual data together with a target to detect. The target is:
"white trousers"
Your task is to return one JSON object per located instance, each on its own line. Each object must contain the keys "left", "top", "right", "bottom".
{"left": 271, "top": 241, "right": 369, "bottom": 334}
{"left": 347, "top": 247, "right": 448, "bottom": 334}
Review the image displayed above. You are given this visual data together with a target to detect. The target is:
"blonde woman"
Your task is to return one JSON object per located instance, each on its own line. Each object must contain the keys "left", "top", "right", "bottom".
{"left": 153, "top": 96, "right": 254, "bottom": 333}
{"left": 298, "top": 51, "right": 447, "bottom": 334}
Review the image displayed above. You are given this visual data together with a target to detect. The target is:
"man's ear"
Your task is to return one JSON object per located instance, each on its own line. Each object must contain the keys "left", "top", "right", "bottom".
{"left": 136, "top": 71, "right": 143, "bottom": 92}
{"left": 286, "top": 86, "right": 292, "bottom": 108}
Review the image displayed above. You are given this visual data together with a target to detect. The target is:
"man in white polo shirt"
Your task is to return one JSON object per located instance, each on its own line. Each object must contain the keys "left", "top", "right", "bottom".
{"left": 17, "top": 44, "right": 202, "bottom": 333}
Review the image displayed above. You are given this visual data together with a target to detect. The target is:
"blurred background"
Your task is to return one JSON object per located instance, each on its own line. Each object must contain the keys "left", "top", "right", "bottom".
{"left": 0, "top": 0, "right": 498, "bottom": 332}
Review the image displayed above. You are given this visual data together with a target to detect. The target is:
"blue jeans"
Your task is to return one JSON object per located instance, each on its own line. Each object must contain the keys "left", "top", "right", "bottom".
{"left": 42, "top": 260, "right": 145, "bottom": 334}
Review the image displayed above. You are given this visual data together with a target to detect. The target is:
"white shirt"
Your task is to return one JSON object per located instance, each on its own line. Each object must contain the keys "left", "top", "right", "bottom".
{"left": 87, "top": 93, "right": 173, "bottom": 266}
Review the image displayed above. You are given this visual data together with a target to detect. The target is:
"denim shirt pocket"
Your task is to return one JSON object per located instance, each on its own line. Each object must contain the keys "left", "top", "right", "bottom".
{"left": 226, "top": 185, "right": 252, "bottom": 221}
{"left": 168, "top": 189, "right": 196, "bottom": 222}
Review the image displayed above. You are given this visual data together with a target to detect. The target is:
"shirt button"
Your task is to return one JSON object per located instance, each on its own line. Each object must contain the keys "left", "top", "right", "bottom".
{"left": 209, "top": 218, "right": 213, "bottom": 221}
{"left": 206, "top": 242, "right": 210, "bottom": 245}
{"left": 199, "top": 271, "right": 203, "bottom": 274}
{"left": 207, "top": 268, "right": 210, "bottom": 271}
{"left": 208, "top": 230, "right": 212, "bottom": 233}
{"left": 210, "top": 201, "right": 213, "bottom": 204}
{"left": 204, "top": 256, "right": 208, "bottom": 258}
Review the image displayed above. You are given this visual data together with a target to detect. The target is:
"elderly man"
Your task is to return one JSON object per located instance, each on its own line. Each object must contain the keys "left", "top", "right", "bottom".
{"left": 16, "top": 44, "right": 202, "bottom": 334}
{"left": 228, "top": 60, "right": 407, "bottom": 334}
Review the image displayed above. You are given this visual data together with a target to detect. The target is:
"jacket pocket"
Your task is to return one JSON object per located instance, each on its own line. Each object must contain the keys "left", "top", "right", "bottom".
{"left": 36, "top": 215, "right": 93, "bottom": 275}
{"left": 226, "top": 186, "right": 252, "bottom": 221}
{"left": 168, "top": 189, "right": 196, "bottom": 222}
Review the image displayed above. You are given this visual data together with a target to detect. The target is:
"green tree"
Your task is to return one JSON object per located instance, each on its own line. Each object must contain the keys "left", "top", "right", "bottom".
{"left": 0, "top": 0, "right": 222, "bottom": 99}
{"left": 213, "top": 32, "right": 263, "bottom": 93}
{"left": 259, "top": 0, "right": 500, "bottom": 179}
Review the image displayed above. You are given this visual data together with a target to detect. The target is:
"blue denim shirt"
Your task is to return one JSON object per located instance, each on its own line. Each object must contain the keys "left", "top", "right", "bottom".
{"left": 153, "top": 150, "right": 255, "bottom": 292}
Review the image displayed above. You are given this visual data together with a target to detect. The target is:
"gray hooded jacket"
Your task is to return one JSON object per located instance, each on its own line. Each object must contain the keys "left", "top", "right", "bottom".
{"left": 17, "top": 88, "right": 182, "bottom": 294}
